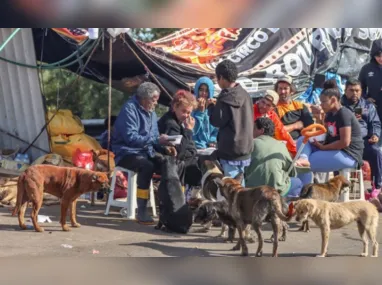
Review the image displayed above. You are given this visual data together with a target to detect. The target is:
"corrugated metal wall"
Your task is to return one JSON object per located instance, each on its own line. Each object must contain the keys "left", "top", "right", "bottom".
{"left": 0, "top": 28, "right": 49, "bottom": 161}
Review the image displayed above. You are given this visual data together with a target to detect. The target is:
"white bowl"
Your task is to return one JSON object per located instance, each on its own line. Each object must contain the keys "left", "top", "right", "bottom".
{"left": 167, "top": 135, "right": 183, "bottom": 145}
{"left": 308, "top": 133, "right": 327, "bottom": 143}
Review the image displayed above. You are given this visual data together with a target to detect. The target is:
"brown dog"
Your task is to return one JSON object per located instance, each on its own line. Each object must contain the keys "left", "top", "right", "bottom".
{"left": 291, "top": 199, "right": 379, "bottom": 257}
{"left": 214, "top": 175, "right": 292, "bottom": 257}
{"left": 298, "top": 175, "right": 351, "bottom": 232}
{"left": 192, "top": 160, "right": 254, "bottom": 242}
{"left": 12, "top": 165, "right": 110, "bottom": 232}
{"left": 92, "top": 149, "right": 115, "bottom": 172}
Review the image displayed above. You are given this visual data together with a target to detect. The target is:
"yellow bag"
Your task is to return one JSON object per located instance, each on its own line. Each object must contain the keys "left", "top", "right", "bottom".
{"left": 50, "top": 133, "right": 102, "bottom": 161}
{"left": 47, "top": 110, "right": 84, "bottom": 136}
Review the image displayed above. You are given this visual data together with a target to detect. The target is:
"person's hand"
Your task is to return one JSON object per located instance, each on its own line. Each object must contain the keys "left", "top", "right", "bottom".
{"left": 184, "top": 117, "right": 195, "bottom": 130}
{"left": 197, "top": 98, "right": 206, "bottom": 112}
{"left": 164, "top": 146, "right": 177, "bottom": 156}
{"left": 208, "top": 143, "right": 216, "bottom": 148}
{"left": 311, "top": 105, "right": 325, "bottom": 122}
{"left": 207, "top": 98, "right": 217, "bottom": 107}
{"left": 369, "top": 135, "right": 379, "bottom": 144}
{"left": 158, "top": 134, "right": 170, "bottom": 145}
{"left": 311, "top": 139, "right": 326, "bottom": 150}
{"left": 367, "top": 98, "right": 376, "bottom": 104}
{"left": 355, "top": 113, "right": 362, "bottom": 120}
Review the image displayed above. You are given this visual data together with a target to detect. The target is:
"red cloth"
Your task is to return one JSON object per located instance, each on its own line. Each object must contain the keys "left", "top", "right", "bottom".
{"left": 253, "top": 104, "right": 297, "bottom": 157}
{"left": 114, "top": 171, "right": 128, "bottom": 199}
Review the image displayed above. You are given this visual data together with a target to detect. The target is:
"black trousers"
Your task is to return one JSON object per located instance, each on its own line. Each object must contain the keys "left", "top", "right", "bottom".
{"left": 363, "top": 140, "right": 382, "bottom": 189}
{"left": 184, "top": 156, "right": 203, "bottom": 187}
{"left": 118, "top": 153, "right": 185, "bottom": 190}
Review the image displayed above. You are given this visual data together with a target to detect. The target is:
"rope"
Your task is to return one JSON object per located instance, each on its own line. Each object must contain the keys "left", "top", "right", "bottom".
{"left": 22, "top": 34, "right": 103, "bottom": 154}
{"left": 0, "top": 36, "right": 97, "bottom": 70}
{"left": 0, "top": 28, "right": 21, "bottom": 53}
{"left": 107, "top": 37, "right": 113, "bottom": 172}
{"left": 121, "top": 36, "right": 173, "bottom": 100}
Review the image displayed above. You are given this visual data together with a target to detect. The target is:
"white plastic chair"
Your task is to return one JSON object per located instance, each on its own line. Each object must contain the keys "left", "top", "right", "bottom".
{"left": 338, "top": 168, "right": 365, "bottom": 202}
{"left": 104, "top": 166, "right": 157, "bottom": 219}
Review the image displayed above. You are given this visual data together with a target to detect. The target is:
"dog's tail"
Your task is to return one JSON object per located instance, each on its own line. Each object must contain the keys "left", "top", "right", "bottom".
{"left": 272, "top": 196, "right": 293, "bottom": 222}
{"left": 11, "top": 174, "right": 25, "bottom": 216}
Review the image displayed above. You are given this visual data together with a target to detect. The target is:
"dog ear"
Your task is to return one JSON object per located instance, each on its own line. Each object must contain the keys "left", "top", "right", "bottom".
{"left": 234, "top": 173, "right": 244, "bottom": 184}
{"left": 213, "top": 178, "right": 224, "bottom": 188}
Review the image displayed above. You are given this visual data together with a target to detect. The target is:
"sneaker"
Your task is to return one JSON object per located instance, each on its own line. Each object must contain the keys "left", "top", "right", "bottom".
{"left": 370, "top": 189, "right": 381, "bottom": 199}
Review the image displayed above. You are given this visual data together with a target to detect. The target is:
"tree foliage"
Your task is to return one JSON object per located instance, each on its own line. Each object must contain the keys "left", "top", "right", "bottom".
{"left": 41, "top": 28, "right": 179, "bottom": 119}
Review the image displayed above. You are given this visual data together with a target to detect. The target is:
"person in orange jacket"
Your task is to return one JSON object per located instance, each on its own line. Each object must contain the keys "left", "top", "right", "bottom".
{"left": 253, "top": 90, "right": 297, "bottom": 157}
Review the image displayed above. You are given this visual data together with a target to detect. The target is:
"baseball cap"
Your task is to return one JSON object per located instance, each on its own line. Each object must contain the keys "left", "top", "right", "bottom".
{"left": 276, "top": 75, "right": 293, "bottom": 85}
{"left": 264, "top": 90, "right": 279, "bottom": 105}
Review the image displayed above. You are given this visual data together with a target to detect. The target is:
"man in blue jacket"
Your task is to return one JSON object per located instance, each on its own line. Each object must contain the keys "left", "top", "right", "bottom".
{"left": 341, "top": 78, "right": 382, "bottom": 193}
{"left": 112, "top": 82, "right": 176, "bottom": 225}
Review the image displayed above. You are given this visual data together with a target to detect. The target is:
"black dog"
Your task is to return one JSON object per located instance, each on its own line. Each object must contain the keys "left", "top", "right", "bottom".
{"left": 194, "top": 200, "right": 254, "bottom": 243}
{"left": 154, "top": 155, "right": 193, "bottom": 234}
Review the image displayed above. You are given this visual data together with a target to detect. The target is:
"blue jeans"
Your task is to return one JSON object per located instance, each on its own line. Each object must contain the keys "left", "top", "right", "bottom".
{"left": 220, "top": 161, "right": 246, "bottom": 187}
{"left": 285, "top": 177, "right": 303, "bottom": 198}
{"left": 296, "top": 137, "right": 357, "bottom": 185}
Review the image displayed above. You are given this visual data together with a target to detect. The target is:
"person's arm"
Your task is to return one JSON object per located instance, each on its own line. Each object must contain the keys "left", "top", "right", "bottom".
{"left": 191, "top": 111, "right": 204, "bottom": 137}
{"left": 119, "top": 105, "right": 152, "bottom": 147}
{"left": 358, "top": 66, "right": 368, "bottom": 99}
{"left": 301, "top": 104, "right": 315, "bottom": 127}
{"left": 367, "top": 103, "right": 381, "bottom": 138}
{"left": 209, "top": 124, "right": 218, "bottom": 144}
{"left": 208, "top": 100, "right": 231, "bottom": 129}
{"left": 284, "top": 121, "right": 304, "bottom": 133}
{"left": 320, "top": 111, "right": 352, "bottom": 151}
{"left": 284, "top": 147, "right": 297, "bottom": 177}
{"left": 160, "top": 118, "right": 195, "bottom": 160}
{"left": 272, "top": 112, "right": 297, "bottom": 156}
{"left": 321, "top": 127, "right": 351, "bottom": 150}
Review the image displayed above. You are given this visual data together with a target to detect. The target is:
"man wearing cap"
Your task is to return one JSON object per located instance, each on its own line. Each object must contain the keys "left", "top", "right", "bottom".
{"left": 253, "top": 89, "right": 297, "bottom": 157}
{"left": 275, "top": 75, "right": 314, "bottom": 140}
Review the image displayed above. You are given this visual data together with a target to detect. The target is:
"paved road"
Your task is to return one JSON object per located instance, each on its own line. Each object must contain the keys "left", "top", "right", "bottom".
{"left": 0, "top": 200, "right": 380, "bottom": 257}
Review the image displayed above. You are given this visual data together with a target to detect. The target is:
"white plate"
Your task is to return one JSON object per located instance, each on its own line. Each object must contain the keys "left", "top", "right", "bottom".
{"left": 308, "top": 133, "right": 327, "bottom": 143}
{"left": 197, "top": 147, "right": 216, "bottom": 155}
{"left": 167, "top": 135, "right": 183, "bottom": 145}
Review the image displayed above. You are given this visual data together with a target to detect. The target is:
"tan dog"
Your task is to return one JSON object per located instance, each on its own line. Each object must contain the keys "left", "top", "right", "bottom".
{"left": 291, "top": 199, "right": 379, "bottom": 257}
{"left": 214, "top": 175, "right": 292, "bottom": 257}
{"left": 298, "top": 175, "right": 351, "bottom": 232}
{"left": 0, "top": 177, "right": 18, "bottom": 207}
{"left": 12, "top": 165, "right": 110, "bottom": 232}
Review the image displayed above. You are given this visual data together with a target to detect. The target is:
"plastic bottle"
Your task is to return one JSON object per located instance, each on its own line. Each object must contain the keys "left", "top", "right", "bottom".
{"left": 22, "top": 154, "right": 30, "bottom": 164}
{"left": 14, "top": 153, "right": 23, "bottom": 162}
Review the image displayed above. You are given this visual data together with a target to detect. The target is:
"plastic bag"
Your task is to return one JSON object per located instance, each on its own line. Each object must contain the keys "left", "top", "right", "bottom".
{"left": 47, "top": 110, "right": 84, "bottom": 136}
{"left": 72, "top": 148, "right": 94, "bottom": 170}
{"left": 114, "top": 171, "right": 128, "bottom": 199}
{"left": 50, "top": 133, "right": 102, "bottom": 162}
